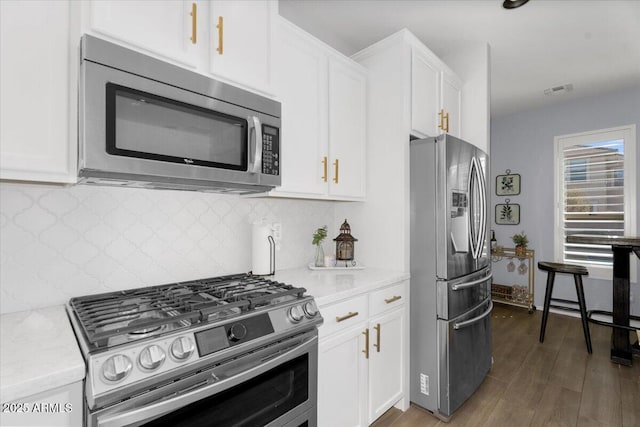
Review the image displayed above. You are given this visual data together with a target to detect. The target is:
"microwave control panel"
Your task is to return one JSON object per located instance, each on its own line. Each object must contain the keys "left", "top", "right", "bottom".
{"left": 262, "top": 125, "right": 280, "bottom": 176}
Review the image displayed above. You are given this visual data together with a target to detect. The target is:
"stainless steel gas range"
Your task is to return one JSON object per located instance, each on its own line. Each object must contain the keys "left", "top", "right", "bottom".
{"left": 66, "top": 274, "right": 322, "bottom": 427}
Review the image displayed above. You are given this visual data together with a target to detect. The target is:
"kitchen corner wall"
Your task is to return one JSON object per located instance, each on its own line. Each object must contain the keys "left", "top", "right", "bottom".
{"left": 0, "top": 182, "right": 336, "bottom": 314}
{"left": 491, "top": 85, "right": 640, "bottom": 316}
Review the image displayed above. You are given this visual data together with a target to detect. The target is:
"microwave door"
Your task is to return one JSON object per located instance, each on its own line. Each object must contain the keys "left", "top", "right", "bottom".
{"left": 81, "top": 61, "right": 264, "bottom": 187}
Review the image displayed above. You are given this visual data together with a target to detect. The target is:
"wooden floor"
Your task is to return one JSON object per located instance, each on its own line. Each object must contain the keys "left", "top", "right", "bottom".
{"left": 372, "top": 303, "right": 640, "bottom": 427}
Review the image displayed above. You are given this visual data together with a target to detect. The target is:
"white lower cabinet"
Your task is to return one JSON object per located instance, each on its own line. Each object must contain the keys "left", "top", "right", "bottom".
{"left": 368, "top": 308, "right": 405, "bottom": 423}
{"left": 318, "top": 322, "right": 369, "bottom": 427}
{"left": 317, "top": 281, "right": 408, "bottom": 426}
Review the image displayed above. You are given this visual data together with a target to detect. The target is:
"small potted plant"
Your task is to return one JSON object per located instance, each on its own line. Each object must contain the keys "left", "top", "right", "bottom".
{"left": 312, "top": 226, "right": 328, "bottom": 267}
{"left": 512, "top": 232, "right": 528, "bottom": 257}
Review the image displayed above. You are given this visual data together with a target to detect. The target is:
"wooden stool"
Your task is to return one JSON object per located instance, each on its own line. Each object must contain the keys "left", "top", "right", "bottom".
{"left": 538, "top": 261, "right": 592, "bottom": 353}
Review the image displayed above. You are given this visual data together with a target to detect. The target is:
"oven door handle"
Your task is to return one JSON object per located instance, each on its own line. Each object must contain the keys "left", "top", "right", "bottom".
{"left": 95, "top": 334, "right": 317, "bottom": 427}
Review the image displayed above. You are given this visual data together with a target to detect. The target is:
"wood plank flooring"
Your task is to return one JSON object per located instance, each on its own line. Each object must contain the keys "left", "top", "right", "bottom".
{"left": 372, "top": 303, "right": 640, "bottom": 427}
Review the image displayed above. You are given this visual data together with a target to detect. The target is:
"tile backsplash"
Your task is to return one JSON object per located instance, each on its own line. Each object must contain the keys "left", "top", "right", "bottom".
{"left": 0, "top": 182, "right": 336, "bottom": 314}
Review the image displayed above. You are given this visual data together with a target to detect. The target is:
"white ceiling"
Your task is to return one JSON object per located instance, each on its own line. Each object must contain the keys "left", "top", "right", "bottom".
{"left": 279, "top": 0, "right": 640, "bottom": 118}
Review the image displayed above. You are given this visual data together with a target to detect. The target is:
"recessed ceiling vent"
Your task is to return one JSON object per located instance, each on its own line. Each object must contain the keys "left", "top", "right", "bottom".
{"left": 544, "top": 83, "right": 574, "bottom": 96}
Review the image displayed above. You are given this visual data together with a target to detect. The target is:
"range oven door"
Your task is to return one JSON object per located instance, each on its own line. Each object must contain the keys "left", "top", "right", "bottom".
{"left": 91, "top": 332, "right": 317, "bottom": 427}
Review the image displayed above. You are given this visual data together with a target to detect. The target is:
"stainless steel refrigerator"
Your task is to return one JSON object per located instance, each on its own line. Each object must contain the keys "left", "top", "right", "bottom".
{"left": 410, "top": 134, "right": 492, "bottom": 420}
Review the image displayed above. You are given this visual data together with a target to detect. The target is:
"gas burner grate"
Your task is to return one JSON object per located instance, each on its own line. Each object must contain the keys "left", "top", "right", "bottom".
{"left": 68, "top": 273, "right": 307, "bottom": 350}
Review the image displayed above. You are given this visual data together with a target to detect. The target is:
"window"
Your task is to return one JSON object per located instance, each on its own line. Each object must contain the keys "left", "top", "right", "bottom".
{"left": 554, "top": 125, "right": 636, "bottom": 280}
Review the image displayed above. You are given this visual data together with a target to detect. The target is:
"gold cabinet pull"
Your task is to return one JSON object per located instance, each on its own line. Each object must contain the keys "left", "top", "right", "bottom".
{"left": 321, "top": 156, "right": 328, "bottom": 182}
{"left": 335, "top": 311, "right": 358, "bottom": 323}
{"left": 362, "top": 328, "right": 369, "bottom": 359}
{"left": 444, "top": 111, "right": 450, "bottom": 133}
{"left": 333, "top": 159, "right": 339, "bottom": 184}
{"left": 384, "top": 295, "right": 402, "bottom": 304}
{"left": 190, "top": 3, "right": 197, "bottom": 44}
{"left": 216, "top": 16, "right": 224, "bottom": 54}
{"left": 438, "top": 109, "right": 445, "bottom": 130}
{"left": 373, "top": 323, "right": 381, "bottom": 352}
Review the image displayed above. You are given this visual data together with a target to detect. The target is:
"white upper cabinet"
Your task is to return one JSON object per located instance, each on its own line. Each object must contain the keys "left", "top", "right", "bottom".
{"left": 88, "top": 0, "right": 199, "bottom": 68}
{"left": 328, "top": 57, "right": 367, "bottom": 199}
{"left": 272, "top": 18, "right": 328, "bottom": 197}
{"left": 271, "top": 18, "right": 367, "bottom": 201}
{"left": 83, "top": 0, "right": 274, "bottom": 95}
{"left": 0, "top": 0, "right": 76, "bottom": 183}
{"left": 411, "top": 44, "right": 462, "bottom": 139}
{"left": 411, "top": 49, "right": 440, "bottom": 137}
{"left": 441, "top": 69, "right": 462, "bottom": 138}
{"left": 208, "top": 1, "right": 274, "bottom": 94}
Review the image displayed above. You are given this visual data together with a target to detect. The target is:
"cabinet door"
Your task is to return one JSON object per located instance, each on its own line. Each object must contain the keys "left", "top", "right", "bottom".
{"left": 89, "top": 0, "right": 198, "bottom": 68}
{"left": 271, "top": 19, "right": 328, "bottom": 197}
{"left": 0, "top": 0, "right": 75, "bottom": 183}
{"left": 318, "top": 326, "right": 368, "bottom": 427}
{"left": 209, "top": 0, "right": 273, "bottom": 94}
{"left": 411, "top": 49, "right": 440, "bottom": 138}
{"left": 368, "top": 308, "right": 405, "bottom": 424}
{"left": 328, "top": 57, "right": 366, "bottom": 200}
{"left": 442, "top": 71, "right": 462, "bottom": 138}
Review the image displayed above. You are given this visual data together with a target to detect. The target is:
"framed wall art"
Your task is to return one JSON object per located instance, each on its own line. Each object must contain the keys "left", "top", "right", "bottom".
{"left": 496, "top": 169, "right": 521, "bottom": 196}
{"left": 495, "top": 199, "right": 520, "bottom": 225}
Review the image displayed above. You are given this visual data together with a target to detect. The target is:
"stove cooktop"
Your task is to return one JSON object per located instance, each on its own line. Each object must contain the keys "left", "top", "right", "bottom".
{"left": 68, "top": 274, "right": 307, "bottom": 351}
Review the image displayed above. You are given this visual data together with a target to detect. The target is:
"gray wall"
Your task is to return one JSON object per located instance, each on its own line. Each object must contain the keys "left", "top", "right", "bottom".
{"left": 490, "top": 85, "right": 640, "bottom": 316}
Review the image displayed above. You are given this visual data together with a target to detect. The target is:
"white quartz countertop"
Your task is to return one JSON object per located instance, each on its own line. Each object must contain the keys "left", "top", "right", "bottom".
{"left": 0, "top": 305, "right": 85, "bottom": 403}
{"left": 273, "top": 267, "right": 410, "bottom": 306}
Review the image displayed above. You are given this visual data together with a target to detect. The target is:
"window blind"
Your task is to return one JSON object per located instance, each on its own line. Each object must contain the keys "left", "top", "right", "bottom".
{"left": 562, "top": 139, "right": 625, "bottom": 266}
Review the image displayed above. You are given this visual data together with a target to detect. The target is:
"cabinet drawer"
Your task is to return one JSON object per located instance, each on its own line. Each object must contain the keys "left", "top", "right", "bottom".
{"left": 370, "top": 281, "right": 407, "bottom": 316}
{"left": 319, "top": 295, "right": 368, "bottom": 338}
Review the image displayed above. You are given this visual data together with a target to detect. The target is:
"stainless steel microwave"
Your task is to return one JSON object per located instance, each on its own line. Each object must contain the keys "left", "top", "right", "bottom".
{"left": 79, "top": 35, "right": 281, "bottom": 194}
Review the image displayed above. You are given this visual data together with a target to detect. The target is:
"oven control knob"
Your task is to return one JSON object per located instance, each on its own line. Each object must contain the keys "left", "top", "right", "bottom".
{"left": 303, "top": 301, "right": 319, "bottom": 318}
{"left": 228, "top": 323, "right": 247, "bottom": 342}
{"left": 171, "top": 336, "right": 195, "bottom": 361}
{"left": 139, "top": 344, "right": 166, "bottom": 371}
{"left": 288, "top": 305, "right": 305, "bottom": 323}
{"left": 102, "top": 354, "right": 132, "bottom": 382}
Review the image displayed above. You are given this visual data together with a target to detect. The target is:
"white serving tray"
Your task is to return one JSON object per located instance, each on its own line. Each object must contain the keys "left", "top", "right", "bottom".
{"left": 307, "top": 263, "right": 365, "bottom": 271}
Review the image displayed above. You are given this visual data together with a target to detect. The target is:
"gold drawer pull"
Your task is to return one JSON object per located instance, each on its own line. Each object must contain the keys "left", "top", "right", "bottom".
{"left": 333, "top": 159, "right": 339, "bottom": 184}
{"left": 216, "top": 16, "right": 224, "bottom": 55}
{"left": 190, "top": 3, "right": 197, "bottom": 44}
{"left": 373, "top": 323, "right": 381, "bottom": 352}
{"left": 384, "top": 295, "right": 402, "bottom": 304}
{"left": 335, "top": 311, "right": 358, "bottom": 322}
{"left": 321, "top": 156, "right": 328, "bottom": 182}
{"left": 362, "top": 328, "right": 369, "bottom": 359}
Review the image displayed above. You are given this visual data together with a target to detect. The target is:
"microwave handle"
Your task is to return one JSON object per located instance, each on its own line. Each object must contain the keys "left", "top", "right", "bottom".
{"left": 249, "top": 116, "right": 263, "bottom": 173}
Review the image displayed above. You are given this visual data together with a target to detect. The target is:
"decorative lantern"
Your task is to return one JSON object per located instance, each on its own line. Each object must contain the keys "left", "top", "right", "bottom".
{"left": 333, "top": 219, "right": 358, "bottom": 266}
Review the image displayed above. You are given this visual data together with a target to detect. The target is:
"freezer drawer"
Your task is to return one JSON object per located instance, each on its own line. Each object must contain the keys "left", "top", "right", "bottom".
{"left": 437, "top": 299, "right": 492, "bottom": 417}
{"left": 437, "top": 267, "right": 492, "bottom": 320}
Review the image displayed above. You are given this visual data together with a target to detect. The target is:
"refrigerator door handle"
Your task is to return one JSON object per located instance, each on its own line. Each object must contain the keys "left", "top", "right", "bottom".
{"left": 468, "top": 156, "right": 487, "bottom": 260}
{"left": 453, "top": 301, "right": 493, "bottom": 330}
{"left": 451, "top": 272, "right": 493, "bottom": 291}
